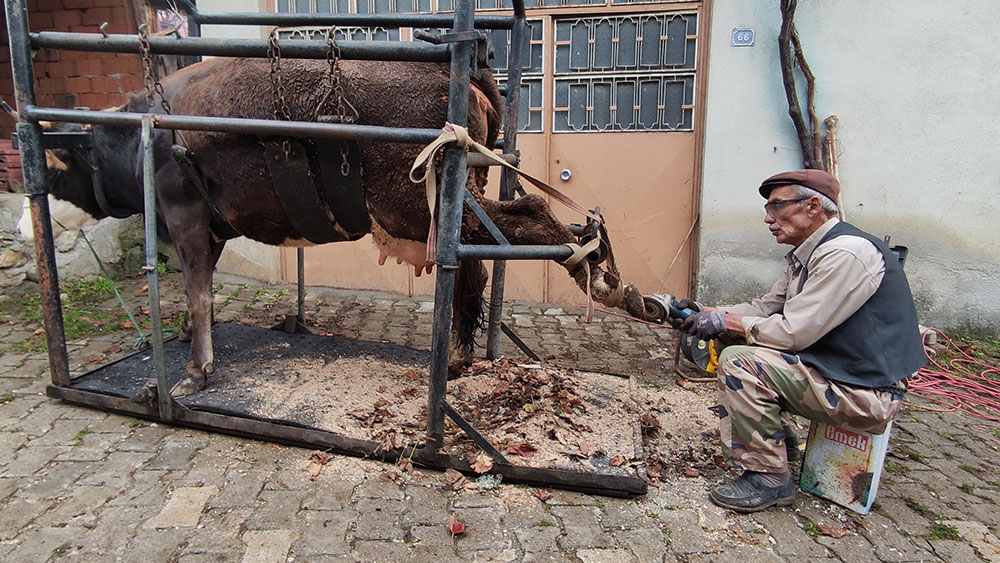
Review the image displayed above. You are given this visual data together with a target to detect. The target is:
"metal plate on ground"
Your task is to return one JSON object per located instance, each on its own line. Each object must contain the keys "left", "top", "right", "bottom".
{"left": 66, "top": 322, "right": 646, "bottom": 488}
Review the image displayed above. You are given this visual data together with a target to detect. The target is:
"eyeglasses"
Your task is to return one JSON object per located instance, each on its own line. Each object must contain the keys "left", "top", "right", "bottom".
{"left": 764, "top": 196, "right": 809, "bottom": 216}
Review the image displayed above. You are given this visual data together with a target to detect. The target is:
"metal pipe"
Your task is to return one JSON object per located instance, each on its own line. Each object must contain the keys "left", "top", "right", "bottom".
{"left": 426, "top": 0, "right": 476, "bottom": 450}
{"left": 30, "top": 32, "right": 451, "bottom": 61}
{"left": 6, "top": 0, "right": 71, "bottom": 387}
{"left": 486, "top": 15, "right": 526, "bottom": 361}
{"left": 188, "top": 11, "right": 515, "bottom": 29}
{"left": 458, "top": 244, "right": 575, "bottom": 261}
{"left": 23, "top": 107, "right": 442, "bottom": 144}
{"left": 297, "top": 248, "right": 305, "bottom": 326}
{"left": 141, "top": 115, "right": 172, "bottom": 421}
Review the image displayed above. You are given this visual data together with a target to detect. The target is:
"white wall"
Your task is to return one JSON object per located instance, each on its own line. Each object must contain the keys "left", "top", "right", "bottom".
{"left": 698, "top": 1, "right": 1000, "bottom": 334}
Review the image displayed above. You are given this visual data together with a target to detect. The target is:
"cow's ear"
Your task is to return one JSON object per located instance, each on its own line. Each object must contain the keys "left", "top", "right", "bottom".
{"left": 82, "top": 123, "right": 93, "bottom": 132}
{"left": 39, "top": 121, "right": 54, "bottom": 132}
{"left": 45, "top": 149, "right": 69, "bottom": 171}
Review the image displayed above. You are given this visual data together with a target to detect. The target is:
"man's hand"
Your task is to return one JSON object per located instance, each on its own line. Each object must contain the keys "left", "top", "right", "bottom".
{"left": 681, "top": 310, "right": 727, "bottom": 340}
{"left": 675, "top": 299, "right": 702, "bottom": 313}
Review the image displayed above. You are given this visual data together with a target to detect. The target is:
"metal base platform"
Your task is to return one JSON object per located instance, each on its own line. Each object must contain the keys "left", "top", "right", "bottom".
{"left": 50, "top": 322, "right": 647, "bottom": 497}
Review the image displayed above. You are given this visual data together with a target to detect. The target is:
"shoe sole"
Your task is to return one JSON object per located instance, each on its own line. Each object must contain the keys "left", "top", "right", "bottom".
{"left": 709, "top": 492, "right": 795, "bottom": 513}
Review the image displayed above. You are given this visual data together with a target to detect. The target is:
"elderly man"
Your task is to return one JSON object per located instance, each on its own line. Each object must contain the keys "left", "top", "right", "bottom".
{"left": 681, "top": 169, "right": 926, "bottom": 512}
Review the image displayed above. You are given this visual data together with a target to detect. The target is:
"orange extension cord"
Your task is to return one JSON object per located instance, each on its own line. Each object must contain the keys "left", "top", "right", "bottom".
{"left": 906, "top": 329, "right": 1000, "bottom": 423}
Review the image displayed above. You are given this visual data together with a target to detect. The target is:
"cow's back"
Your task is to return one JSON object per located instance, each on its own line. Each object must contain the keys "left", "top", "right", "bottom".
{"left": 155, "top": 57, "right": 499, "bottom": 245}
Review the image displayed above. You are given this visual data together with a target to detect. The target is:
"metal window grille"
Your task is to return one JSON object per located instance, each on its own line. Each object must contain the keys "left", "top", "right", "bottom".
{"left": 279, "top": 26, "right": 401, "bottom": 41}
{"left": 489, "top": 20, "right": 544, "bottom": 133}
{"left": 553, "top": 12, "right": 696, "bottom": 132}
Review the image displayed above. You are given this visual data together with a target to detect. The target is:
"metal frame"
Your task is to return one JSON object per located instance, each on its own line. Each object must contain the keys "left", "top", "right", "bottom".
{"left": 4, "top": 0, "right": 646, "bottom": 496}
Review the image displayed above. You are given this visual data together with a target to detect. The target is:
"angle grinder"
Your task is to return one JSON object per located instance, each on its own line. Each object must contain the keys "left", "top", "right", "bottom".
{"left": 642, "top": 293, "right": 719, "bottom": 373}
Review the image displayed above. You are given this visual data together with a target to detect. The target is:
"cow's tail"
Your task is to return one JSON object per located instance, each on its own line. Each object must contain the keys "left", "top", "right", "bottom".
{"left": 453, "top": 258, "right": 488, "bottom": 363}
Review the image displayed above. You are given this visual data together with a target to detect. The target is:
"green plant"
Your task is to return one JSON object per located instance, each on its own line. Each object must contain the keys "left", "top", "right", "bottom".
{"left": 212, "top": 282, "right": 224, "bottom": 293}
{"left": 886, "top": 462, "right": 911, "bottom": 476}
{"left": 904, "top": 498, "right": 931, "bottom": 516}
{"left": 250, "top": 288, "right": 267, "bottom": 303}
{"left": 960, "top": 464, "right": 978, "bottom": 474}
{"left": 594, "top": 500, "right": 605, "bottom": 509}
{"left": 923, "top": 523, "right": 960, "bottom": 541}
{"left": 901, "top": 447, "right": 925, "bottom": 462}
{"left": 804, "top": 523, "right": 820, "bottom": 536}
{"left": 129, "top": 419, "right": 142, "bottom": 428}
{"left": 537, "top": 520, "right": 553, "bottom": 527}
{"left": 73, "top": 427, "right": 92, "bottom": 446}
{"left": 0, "top": 392, "right": 14, "bottom": 405}
{"left": 961, "top": 484, "right": 975, "bottom": 494}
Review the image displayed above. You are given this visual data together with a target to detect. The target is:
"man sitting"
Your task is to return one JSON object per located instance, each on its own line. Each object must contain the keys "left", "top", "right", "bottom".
{"left": 680, "top": 169, "right": 925, "bottom": 513}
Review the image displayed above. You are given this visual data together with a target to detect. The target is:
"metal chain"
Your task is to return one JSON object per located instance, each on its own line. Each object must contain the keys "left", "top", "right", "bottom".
{"left": 267, "top": 29, "right": 292, "bottom": 122}
{"left": 324, "top": 27, "right": 356, "bottom": 176}
{"left": 137, "top": 24, "right": 171, "bottom": 114}
{"left": 267, "top": 29, "right": 292, "bottom": 158}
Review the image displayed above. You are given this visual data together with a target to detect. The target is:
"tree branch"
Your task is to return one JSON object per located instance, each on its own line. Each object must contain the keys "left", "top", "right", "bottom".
{"left": 778, "top": 0, "right": 821, "bottom": 169}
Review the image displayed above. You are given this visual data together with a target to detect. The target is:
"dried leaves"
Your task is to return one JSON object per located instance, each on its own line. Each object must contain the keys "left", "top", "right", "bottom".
{"left": 447, "top": 512, "right": 467, "bottom": 544}
{"left": 304, "top": 450, "right": 333, "bottom": 480}
{"left": 471, "top": 452, "right": 494, "bottom": 474}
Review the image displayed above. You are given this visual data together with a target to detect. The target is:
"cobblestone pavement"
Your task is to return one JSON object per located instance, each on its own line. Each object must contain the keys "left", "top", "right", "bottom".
{"left": 0, "top": 272, "right": 998, "bottom": 562}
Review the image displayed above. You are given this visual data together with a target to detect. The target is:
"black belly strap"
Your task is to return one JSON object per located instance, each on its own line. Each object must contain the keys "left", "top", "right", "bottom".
{"left": 263, "top": 139, "right": 367, "bottom": 244}
{"left": 170, "top": 145, "right": 242, "bottom": 241}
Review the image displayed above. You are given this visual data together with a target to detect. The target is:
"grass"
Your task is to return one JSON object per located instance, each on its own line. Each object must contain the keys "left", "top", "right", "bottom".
{"left": 923, "top": 523, "right": 961, "bottom": 541}
{"left": 73, "top": 427, "right": 92, "bottom": 446}
{"left": 887, "top": 462, "right": 912, "bottom": 476}
{"left": 961, "top": 484, "right": 975, "bottom": 494}
{"left": 594, "top": 500, "right": 605, "bottom": 509}
{"left": 804, "top": 523, "right": 820, "bottom": 536}
{"left": 0, "top": 392, "right": 14, "bottom": 405}
{"left": 537, "top": 520, "right": 554, "bottom": 527}
{"left": 904, "top": 498, "right": 932, "bottom": 516}
{"left": 900, "top": 447, "right": 926, "bottom": 462}
{"left": 960, "top": 464, "right": 978, "bottom": 474}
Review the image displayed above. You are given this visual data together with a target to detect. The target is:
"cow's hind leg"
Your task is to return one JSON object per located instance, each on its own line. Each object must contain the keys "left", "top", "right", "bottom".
{"left": 448, "top": 258, "right": 488, "bottom": 377}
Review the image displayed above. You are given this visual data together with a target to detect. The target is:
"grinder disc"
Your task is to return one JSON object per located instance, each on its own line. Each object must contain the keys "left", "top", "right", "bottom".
{"left": 679, "top": 333, "right": 715, "bottom": 373}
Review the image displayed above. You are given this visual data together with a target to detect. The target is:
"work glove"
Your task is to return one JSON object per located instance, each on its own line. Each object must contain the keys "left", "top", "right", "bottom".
{"left": 675, "top": 299, "right": 702, "bottom": 313}
{"left": 680, "top": 310, "right": 727, "bottom": 340}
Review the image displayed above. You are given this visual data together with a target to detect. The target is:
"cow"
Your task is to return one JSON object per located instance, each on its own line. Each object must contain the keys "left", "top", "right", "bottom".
{"left": 27, "top": 56, "right": 647, "bottom": 397}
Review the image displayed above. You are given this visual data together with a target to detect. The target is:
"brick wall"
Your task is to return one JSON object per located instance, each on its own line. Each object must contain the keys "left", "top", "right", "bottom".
{"left": 1, "top": 0, "right": 143, "bottom": 141}
{"left": 0, "top": 0, "right": 142, "bottom": 191}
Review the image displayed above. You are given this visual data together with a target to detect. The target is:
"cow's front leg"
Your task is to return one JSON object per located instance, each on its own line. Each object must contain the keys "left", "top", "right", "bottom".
{"left": 163, "top": 198, "right": 224, "bottom": 397}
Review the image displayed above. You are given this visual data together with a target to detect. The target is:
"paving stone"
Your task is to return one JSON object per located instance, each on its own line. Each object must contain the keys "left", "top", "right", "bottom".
{"left": 751, "top": 510, "right": 829, "bottom": 558}
{"left": 32, "top": 484, "right": 117, "bottom": 527}
{"left": 71, "top": 505, "right": 148, "bottom": 554}
{"left": 0, "top": 524, "right": 85, "bottom": 561}
{"left": 116, "top": 424, "right": 173, "bottom": 452}
{"left": 814, "top": 529, "right": 878, "bottom": 562}
{"left": 245, "top": 489, "right": 307, "bottom": 530}
{"left": 180, "top": 507, "right": 253, "bottom": 555}
{"left": 656, "top": 508, "right": 713, "bottom": 555}
{"left": 106, "top": 469, "right": 174, "bottom": 508}
{"left": 302, "top": 473, "right": 360, "bottom": 511}
{"left": 0, "top": 430, "right": 28, "bottom": 464}
{"left": 145, "top": 437, "right": 207, "bottom": 471}
{"left": 54, "top": 432, "right": 121, "bottom": 462}
{"left": 119, "top": 527, "right": 192, "bottom": 563}
{"left": 208, "top": 469, "right": 269, "bottom": 510}
{"left": 352, "top": 540, "right": 412, "bottom": 562}
{"left": 14, "top": 401, "right": 66, "bottom": 436}
{"left": 453, "top": 505, "right": 512, "bottom": 552}
{"left": 940, "top": 519, "right": 1000, "bottom": 562}
{"left": 79, "top": 450, "right": 155, "bottom": 487}
{"left": 613, "top": 527, "right": 667, "bottom": 562}
{"left": 401, "top": 484, "right": 451, "bottom": 525}
{"left": 354, "top": 478, "right": 406, "bottom": 501}
{"left": 0, "top": 496, "right": 56, "bottom": 540}
{"left": 143, "top": 485, "right": 219, "bottom": 528}
{"left": 5, "top": 444, "right": 72, "bottom": 477}
{"left": 292, "top": 510, "right": 357, "bottom": 556}
{"left": 552, "top": 505, "right": 612, "bottom": 550}
{"left": 242, "top": 529, "right": 295, "bottom": 563}
{"left": 349, "top": 498, "right": 407, "bottom": 542}
{"left": 928, "top": 540, "right": 983, "bottom": 562}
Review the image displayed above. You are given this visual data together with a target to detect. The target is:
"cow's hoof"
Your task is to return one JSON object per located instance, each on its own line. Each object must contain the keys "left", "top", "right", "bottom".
{"left": 170, "top": 374, "right": 207, "bottom": 398}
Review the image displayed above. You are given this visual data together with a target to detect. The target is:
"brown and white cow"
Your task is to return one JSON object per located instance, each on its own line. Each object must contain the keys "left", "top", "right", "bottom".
{"left": 32, "top": 57, "right": 646, "bottom": 397}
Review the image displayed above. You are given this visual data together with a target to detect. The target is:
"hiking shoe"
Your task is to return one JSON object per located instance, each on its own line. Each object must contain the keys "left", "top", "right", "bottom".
{"left": 709, "top": 472, "right": 796, "bottom": 513}
{"left": 785, "top": 427, "right": 802, "bottom": 462}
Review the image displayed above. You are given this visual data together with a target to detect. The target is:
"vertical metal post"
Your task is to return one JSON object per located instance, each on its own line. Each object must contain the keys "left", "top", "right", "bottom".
{"left": 6, "top": 0, "right": 71, "bottom": 387}
{"left": 297, "top": 247, "right": 306, "bottom": 325}
{"left": 486, "top": 14, "right": 526, "bottom": 360}
{"left": 426, "top": 0, "right": 475, "bottom": 449}
{"left": 141, "top": 116, "right": 172, "bottom": 420}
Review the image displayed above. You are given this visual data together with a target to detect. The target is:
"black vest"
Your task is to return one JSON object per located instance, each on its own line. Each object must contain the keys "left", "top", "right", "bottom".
{"left": 795, "top": 222, "right": 927, "bottom": 388}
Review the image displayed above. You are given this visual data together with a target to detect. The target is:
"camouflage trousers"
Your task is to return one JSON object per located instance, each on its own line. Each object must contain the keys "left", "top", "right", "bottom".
{"left": 716, "top": 345, "right": 904, "bottom": 474}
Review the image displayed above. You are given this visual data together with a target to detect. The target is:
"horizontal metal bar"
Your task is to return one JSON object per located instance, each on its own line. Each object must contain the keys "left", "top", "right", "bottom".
{"left": 23, "top": 106, "right": 443, "bottom": 144}
{"left": 30, "top": 32, "right": 451, "bottom": 61}
{"left": 190, "top": 11, "right": 515, "bottom": 30}
{"left": 467, "top": 152, "right": 517, "bottom": 167}
{"left": 456, "top": 243, "right": 574, "bottom": 261}
{"left": 12, "top": 130, "right": 92, "bottom": 149}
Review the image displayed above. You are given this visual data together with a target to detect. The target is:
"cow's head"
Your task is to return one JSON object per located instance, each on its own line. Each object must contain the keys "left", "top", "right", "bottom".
{"left": 17, "top": 122, "right": 105, "bottom": 242}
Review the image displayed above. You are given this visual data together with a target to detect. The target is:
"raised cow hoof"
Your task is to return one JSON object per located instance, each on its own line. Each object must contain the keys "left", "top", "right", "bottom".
{"left": 170, "top": 374, "right": 207, "bottom": 398}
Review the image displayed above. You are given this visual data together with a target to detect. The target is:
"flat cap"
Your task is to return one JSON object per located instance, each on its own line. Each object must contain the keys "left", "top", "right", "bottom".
{"left": 758, "top": 169, "right": 840, "bottom": 203}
